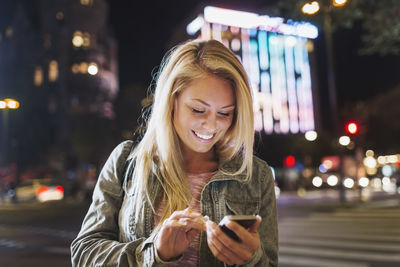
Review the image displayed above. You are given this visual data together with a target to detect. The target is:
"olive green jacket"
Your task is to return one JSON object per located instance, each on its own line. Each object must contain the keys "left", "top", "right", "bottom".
{"left": 71, "top": 140, "right": 278, "bottom": 266}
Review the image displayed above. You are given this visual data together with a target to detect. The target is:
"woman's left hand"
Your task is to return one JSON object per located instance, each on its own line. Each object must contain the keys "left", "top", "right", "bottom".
{"left": 205, "top": 215, "right": 262, "bottom": 266}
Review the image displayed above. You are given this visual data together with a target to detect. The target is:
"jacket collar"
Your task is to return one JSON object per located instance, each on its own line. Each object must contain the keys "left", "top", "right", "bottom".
{"left": 211, "top": 154, "right": 248, "bottom": 183}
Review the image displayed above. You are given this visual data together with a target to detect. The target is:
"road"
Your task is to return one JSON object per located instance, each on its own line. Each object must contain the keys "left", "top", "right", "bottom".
{"left": 0, "top": 200, "right": 88, "bottom": 267}
{"left": 0, "top": 191, "right": 399, "bottom": 266}
{"left": 277, "top": 195, "right": 400, "bottom": 267}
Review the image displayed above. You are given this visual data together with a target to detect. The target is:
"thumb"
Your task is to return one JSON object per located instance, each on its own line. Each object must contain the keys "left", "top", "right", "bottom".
{"left": 249, "top": 215, "right": 262, "bottom": 233}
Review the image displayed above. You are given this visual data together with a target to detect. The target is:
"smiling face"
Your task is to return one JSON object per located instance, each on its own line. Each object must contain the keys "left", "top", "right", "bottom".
{"left": 173, "top": 74, "right": 235, "bottom": 160}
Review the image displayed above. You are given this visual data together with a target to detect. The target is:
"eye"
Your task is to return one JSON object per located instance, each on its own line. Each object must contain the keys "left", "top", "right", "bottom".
{"left": 218, "top": 112, "right": 231, "bottom": 117}
{"left": 192, "top": 108, "right": 204, "bottom": 114}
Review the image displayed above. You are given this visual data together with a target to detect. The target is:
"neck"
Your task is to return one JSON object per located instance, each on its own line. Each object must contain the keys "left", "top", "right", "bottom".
{"left": 183, "top": 148, "right": 218, "bottom": 174}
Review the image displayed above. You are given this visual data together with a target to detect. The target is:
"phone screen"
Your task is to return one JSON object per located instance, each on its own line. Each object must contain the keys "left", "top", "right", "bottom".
{"left": 218, "top": 215, "right": 257, "bottom": 241}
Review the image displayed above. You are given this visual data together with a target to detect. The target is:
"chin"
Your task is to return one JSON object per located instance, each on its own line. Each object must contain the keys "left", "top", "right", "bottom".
{"left": 190, "top": 144, "right": 214, "bottom": 154}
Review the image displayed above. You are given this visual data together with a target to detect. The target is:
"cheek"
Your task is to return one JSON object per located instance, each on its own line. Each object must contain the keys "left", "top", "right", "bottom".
{"left": 176, "top": 111, "right": 195, "bottom": 132}
{"left": 219, "top": 118, "right": 234, "bottom": 131}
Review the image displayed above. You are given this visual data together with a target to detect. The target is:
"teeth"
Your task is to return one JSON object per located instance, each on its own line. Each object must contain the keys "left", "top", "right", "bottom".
{"left": 194, "top": 131, "right": 213, "bottom": 140}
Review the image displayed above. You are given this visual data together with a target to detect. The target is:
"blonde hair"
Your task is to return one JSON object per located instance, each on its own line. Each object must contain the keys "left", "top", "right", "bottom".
{"left": 130, "top": 39, "right": 254, "bottom": 226}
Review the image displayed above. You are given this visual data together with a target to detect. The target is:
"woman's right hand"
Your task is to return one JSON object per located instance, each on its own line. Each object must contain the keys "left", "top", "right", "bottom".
{"left": 155, "top": 208, "right": 206, "bottom": 261}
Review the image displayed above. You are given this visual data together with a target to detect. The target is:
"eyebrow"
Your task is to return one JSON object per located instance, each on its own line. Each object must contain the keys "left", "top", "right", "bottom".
{"left": 192, "top": 99, "right": 235, "bottom": 109}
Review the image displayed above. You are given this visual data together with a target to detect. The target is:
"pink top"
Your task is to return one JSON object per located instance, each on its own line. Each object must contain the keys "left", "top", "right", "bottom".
{"left": 154, "top": 171, "right": 215, "bottom": 266}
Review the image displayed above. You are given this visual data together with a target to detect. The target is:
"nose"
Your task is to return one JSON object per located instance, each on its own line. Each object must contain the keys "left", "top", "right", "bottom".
{"left": 202, "top": 113, "right": 217, "bottom": 132}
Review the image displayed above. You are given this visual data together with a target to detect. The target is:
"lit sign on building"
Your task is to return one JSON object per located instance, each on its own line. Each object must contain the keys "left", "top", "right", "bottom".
{"left": 187, "top": 6, "right": 318, "bottom": 134}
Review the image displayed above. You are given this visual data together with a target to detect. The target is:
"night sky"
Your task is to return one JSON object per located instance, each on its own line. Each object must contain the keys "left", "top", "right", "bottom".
{"left": 107, "top": 0, "right": 400, "bottom": 108}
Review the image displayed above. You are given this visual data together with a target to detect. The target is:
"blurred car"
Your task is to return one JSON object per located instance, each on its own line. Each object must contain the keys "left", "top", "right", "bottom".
{"left": 14, "top": 178, "right": 64, "bottom": 202}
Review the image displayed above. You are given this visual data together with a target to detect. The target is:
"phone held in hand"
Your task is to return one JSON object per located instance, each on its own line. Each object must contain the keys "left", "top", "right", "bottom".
{"left": 218, "top": 215, "right": 257, "bottom": 242}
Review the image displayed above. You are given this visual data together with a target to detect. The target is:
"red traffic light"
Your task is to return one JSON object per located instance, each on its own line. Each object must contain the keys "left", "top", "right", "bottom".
{"left": 284, "top": 155, "right": 296, "bottom": 167}
{"left": 346, "top": 122, "right": 358, "bottom": 135}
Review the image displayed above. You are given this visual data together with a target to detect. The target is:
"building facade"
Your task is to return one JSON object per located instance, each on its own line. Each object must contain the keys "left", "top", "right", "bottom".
{"left": 0, "top": 0, "right": 118, "bottom": 172}
{"left": 187, "top": 6, "right": 319, "bottom": 135}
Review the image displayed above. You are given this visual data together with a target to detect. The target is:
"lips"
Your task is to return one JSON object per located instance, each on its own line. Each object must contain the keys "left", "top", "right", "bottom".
{"left": 192, "top": 130, "right": 215, "bottom": 141}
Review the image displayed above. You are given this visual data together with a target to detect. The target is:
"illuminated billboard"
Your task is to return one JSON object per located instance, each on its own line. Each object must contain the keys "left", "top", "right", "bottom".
{"left": 187, "top": 6, "right": 318, "bottom": 134}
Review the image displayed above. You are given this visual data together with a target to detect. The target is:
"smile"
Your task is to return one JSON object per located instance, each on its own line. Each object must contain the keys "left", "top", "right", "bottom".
{"left": 193, "top": 130, "right": 214, "bottom": 140}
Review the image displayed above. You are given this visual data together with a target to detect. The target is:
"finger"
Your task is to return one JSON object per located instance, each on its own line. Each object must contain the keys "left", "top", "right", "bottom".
{"left": 249, "top": 215, "right": 262, "bottom": 233}
{"left": 206, "top": 221, "right": 248, "bottom": 264}
{"left": 208, "top": 239, "right": 235, "bottom": 265}
{"left": 223, "top": 218, "right": 260, "bottom": 251}
{"left": 169, "top": 208, "right": 202, "bottom": 220}
{"left": 224, "top": 227, "right": 259, "bottom": 256}
{"left": 206, "top": 227, "right": 236, "bottom": 265}
{"left": 223, "top": 220, "right": 253, "bottom": 245}
{"left": 178, "top": 218, "right": 206, "bottom": 231}
{"left": 162, "top": 218, "right": 190, "bottom": 232}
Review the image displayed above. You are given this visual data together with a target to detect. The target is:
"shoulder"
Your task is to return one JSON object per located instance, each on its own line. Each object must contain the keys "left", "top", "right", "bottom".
{"left": 251, "top": 155, "right": 275, "bottom": 184}
{"left": 109, "top": 140, "right": 134, "bottom": 162}
{"left": 112, "top": 140, "right": 134, "bottom": 156}
{"left": 105, "top": 140, "right": 134, "bottom": 177}
{"left": 252, "top": 155, "right": 271, "bottom": 173}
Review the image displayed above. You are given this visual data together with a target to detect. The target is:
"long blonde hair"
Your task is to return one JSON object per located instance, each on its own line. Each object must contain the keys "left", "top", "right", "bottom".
{"left": 130, "top": 39, "right": 254, "bottom": 225}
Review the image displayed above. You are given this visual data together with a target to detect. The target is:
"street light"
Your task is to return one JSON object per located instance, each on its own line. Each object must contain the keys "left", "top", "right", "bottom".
{"left": 0, "top": 98, "right": 20, "bottom": 110}
{"left": 305, "top": 130, "right": 318, "bottom": 141}
{"left": 0, "top": 98, "right": 20, "bottom": 165}
{"left": 302, "top": 1, "right": 320, "bottom": 15}
{"left": 332, "top": 0, "right": 347, "bottom": 7}
{"left": 302, "top": 0, "right": 348, "bottom": 133}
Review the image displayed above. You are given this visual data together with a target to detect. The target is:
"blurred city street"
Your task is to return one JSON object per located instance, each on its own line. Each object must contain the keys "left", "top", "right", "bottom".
{"left": 0, "top": 190, "right": 399, "bottom": 267}
{"left": 1, "top": 0, "right": 400, "bottom": 266}
{"left": 277, "top": 191, "right": 400, "bottom": 267}
{"left": 0, "top": 200, "right": 87, "bottom": 267}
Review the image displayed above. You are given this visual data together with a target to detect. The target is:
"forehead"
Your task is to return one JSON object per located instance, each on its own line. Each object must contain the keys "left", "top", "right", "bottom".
{"left": 178, "top": 75, "right": 235, "bottom": 105}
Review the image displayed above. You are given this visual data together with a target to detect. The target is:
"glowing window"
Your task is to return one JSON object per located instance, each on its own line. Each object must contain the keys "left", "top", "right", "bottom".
{"left": 72, "top": 31, "right": 84, "bottom": 47}
{"left": 79, "top": 62, "right": 88, "bottom": 74}
{"left": 49, "top": 60, "right": 58, "bottom": 82}
{"left": 71, "top": 64, "right": 79, "bottom": 74}
{"left": 73, "top": 31, "right": 92, "bottom": 48}
{"left": 83, "top": 32, "right": 91, "bottom": 47}
{"left": 6, "top": 26, "right": 13, "bottom": 38}
{"left": 34, "top": 66, "right": 43, "bottom": 86}
{"left": 80, "top": 0, "right": 93, "bottom": 6}
{"left": 88, "top": 63, "right": 98, "bottom": 75}
{"left": 231, "top": 38, "right": 241, "bottom": 51}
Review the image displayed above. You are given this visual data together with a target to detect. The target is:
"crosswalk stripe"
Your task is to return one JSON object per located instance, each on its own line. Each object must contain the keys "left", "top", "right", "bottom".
{"left": 0, "top": 238, "right": 25, "bottom": 249}
{"left": 358, "top": 199, "right": 400, "bottom": 208}
{"left": 280, "top": 218, "right": 400, "bottom": 228}
{"left": 279, "top": 223, "right": 400, "bottom": 235}
{"left": 43, "top": 246, "right": 71, "bottom": 255}
{"left": 278, "top": 202, "right": 400, "bottom": 266}
{"left": 279, "top": 237, "right": 400, "bottom": 251}
{"left": 279, "top": 255, "right": 369, "bottom": 267}
{"left": 280, "top": 216, "right": 400, "bottom": 224}
{"left": 280, "top": 215, "right": 399, "bottom": 221}
{"left": 279, "top": 245, "right": 400, "bottom": 262}
{"left": 311, "top": 212, "right": 400, "bottom": 218}
{"left": 279, "top": 229, "right": 400, "bottom": 242}
{"left": 304, "top": 216, "right": 400, "bottom": 225}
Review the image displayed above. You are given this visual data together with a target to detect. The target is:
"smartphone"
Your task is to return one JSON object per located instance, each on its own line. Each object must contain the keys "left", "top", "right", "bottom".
{"left": 218, "top": 215, "right": 257, "bottom": 242}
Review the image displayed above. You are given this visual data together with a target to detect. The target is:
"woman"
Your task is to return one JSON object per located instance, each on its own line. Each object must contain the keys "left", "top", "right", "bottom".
{"left": 71, "top": 39, "right": 278, "bottom": 266}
